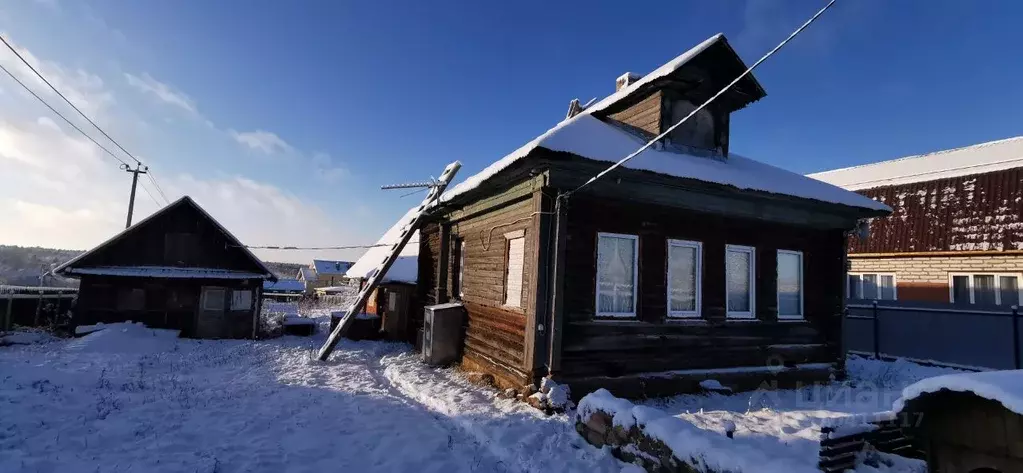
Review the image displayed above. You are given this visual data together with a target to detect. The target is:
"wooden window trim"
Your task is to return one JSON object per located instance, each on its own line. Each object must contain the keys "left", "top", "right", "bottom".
{"left": 776, "top": 249, "right": 804, "bottom": 320}
{"left": 595, "top": 232, "right": 640, "bottom": 318}
{"left": 666, "top": 239, "right": 702, "bottom": 318}
{"left": 948, "top": 273, "right": 1022, "bottom": 306}
{"left": 725, "top": 244, "right": 756, "bottom": 319}
{"left": 848, "top": 273, "right": 898, "bottom": 301}
{"left": 503, "top": 231, "right": 526, "bottom": 309}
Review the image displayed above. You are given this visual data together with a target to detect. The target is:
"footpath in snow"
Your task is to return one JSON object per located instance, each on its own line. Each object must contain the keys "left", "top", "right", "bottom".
{"left": 0, "top": 320, "right": 624, "bottom": 473}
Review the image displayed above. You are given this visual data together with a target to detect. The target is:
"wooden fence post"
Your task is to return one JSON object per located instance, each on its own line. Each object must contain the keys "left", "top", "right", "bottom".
{"left": 34, "top": 291, "right": 43, "bottom": 327}
{"left": 3, "top": 294, "right": 12, "bottom": 331}
{"left": 872, "top": 300, "right": 880, "bottom": 359}
{"left": 1013, "top": 305, "right": 1020, "bottom": 370}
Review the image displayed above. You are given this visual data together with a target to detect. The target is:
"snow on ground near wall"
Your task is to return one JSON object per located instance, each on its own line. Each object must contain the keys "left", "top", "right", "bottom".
{"left": 0, "top": 315, "right": 625, "bottom": 473}
{"left": 606, "top": 356, "right": 959, "bottom": 472}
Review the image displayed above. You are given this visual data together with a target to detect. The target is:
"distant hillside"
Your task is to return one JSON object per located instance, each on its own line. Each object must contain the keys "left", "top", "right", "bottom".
{"left": 0, "top": 245, "right": 82, "bottom": 286}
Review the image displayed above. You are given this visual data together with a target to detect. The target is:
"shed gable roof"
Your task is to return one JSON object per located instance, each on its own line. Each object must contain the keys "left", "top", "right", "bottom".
{"left": 54, "top": 196, "right": 275, "bottom": 280}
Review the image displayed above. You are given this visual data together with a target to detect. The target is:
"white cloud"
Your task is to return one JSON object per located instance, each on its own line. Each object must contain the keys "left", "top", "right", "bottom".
{"left": 124, "top": 72, "right": 196, "bottom": 113}
{"left": 311, "top": 151, "right": 348, "bottom": 183}
{"left": 0, "top": 36, "right": 112, "bottom": 117}
{"left": 229, "top": 129, "right": 293, "bottom": 155}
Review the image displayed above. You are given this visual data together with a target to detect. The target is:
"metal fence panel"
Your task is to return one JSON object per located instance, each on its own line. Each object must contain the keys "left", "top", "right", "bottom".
{"left": 845, "top": 299, "right": 1021, "bottom": 370}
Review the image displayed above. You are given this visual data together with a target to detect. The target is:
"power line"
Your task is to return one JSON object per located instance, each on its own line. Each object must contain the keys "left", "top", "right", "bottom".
{"left": 0, "top": 62, "right": 129, "bottom": 167}
{"left": 146, "top": 172, "right": 171, "bottom": 205}
{"left": 139, "top": 181, "right": 163, "bottom": 208}
{"left": 1, "top": 34, "right": 142, "bottom": 165}
{"left": 564, "top": 0, "right": 837, "bottom": 198}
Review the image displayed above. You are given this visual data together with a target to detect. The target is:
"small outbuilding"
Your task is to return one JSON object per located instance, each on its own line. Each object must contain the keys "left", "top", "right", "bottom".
{"left": 54, "top": 196, "right": 276, "bottom": 339}
{"left": 896, "top": 370, "right": 1023, "bottom": 473}
{"left": 262, "top": 278, "right": 306, "bottom": 302}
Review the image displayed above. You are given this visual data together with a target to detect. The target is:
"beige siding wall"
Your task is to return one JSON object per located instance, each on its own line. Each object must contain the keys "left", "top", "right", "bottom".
{"left": 849, "top": 254, "right": 1023, "bottom": 302}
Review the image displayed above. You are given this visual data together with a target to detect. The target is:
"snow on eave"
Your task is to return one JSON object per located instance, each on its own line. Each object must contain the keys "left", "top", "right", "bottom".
{"left": 808, "top": 135, "right": 1023, "bottom": 191}
{"left": 345, "top": 206, "right": 420, "bottom": 283}
{"left": 53, "top": 196, "right": 276, "bottom": 281}
{"left": 893, "top": 369, "right": 1023, "bottom": 416}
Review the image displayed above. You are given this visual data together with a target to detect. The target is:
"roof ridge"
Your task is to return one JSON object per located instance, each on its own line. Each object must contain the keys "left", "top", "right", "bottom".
{"left": 810, "top": 135, "right": 1023, "bottom": 177}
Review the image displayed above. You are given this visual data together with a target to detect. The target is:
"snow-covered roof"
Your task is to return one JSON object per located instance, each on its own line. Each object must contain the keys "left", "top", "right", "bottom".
{"left": 894, "top": 369, "right": 1023, "bottom": 416}
{"left": 809, "top": 135, "right": 1023, "bottom": 191}
{"left": 313, "top": 259, "right": 353, "bottom": 276}
{"left": 64, "top": 266, "right": 269, "bottom": 279}
{"left": 263, "top": 278, "right": 306, "bottom": 292}
{"left": 296, "top": 266, "right": 317, "bottom": 281}
{"left": 54, "top": 196, "right": 276, "bottom": 280}
{"left": 443, "top": 113, "right": 889, "bottom": 212}
{"left": 346, "top": 207, "right": 420, "bottom": 283}
{"left": 438, "top": 34, "right": 886, "bottom": 213}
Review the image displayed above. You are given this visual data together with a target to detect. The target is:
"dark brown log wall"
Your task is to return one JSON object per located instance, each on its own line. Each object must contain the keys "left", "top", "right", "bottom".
{"left": 608, "top": 90, "right": 662, "bottom": 135}
{"left": 558, "top": 195, "right": 844, "bottom": 380}
{"left": 851, "top": 167, "right": 1023, "bottom": 253}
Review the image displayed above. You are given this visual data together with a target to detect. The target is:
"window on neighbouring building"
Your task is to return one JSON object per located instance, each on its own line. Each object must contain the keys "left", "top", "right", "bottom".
{"left": 949, "top": 274, "right": 1021, "bottom": 306}
{"left": 596, "top": 233, "right": 638, "bottom": 317}
{"left": 725, "top": 245, "right": 755, "bottom": 319}
{"left": 231, "top": 289, "right": 253, "bottom": 310}
{"left": 504, "top": 232, "right": 525, "bottom": 308}
{"left": 667, "top": 239, "right": 701, "bottom": 317}
{"left": 202, "top": 287, "right": 226, "bottom": 311}
{"left": 777, "top": 250, "right": 803, "bottom": 320}
{"left": 116, "top": 287, "right": 145, "bottom": 311}
{"left": 848, "top": 273, "right": 897, "bottom": 301}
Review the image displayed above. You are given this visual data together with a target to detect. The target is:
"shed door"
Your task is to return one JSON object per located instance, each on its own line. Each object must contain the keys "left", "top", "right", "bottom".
{"left": 197, "top": 286, "right": 227, "bottom": 339}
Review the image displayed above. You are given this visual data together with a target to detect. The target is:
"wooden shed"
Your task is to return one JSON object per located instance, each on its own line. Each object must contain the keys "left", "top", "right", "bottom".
{"left": 898, "top": 370, "right": 1023, "bottom": 473}
{"left": 54, "top": 196, "right": 276, "bottom": 339}
{"left": 416, "top": 33, "right": 890, "bottom": 397}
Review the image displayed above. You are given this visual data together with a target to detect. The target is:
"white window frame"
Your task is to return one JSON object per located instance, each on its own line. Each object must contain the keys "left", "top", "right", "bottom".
{"left": 948, "top": 273, "right": 1022, "bottom": 306}
{"left": 725, "top": 244, "right": 756, "bottom": 319}
{"left": 503, "top": 230, "right": 525, "bottom": 309}
{"left": 776, "top": 250, "right": 804, "bottom": 320}
{"left": 457, "top": 240, "right": 466, "bottom": 299}
{"left": 666, "top": 239, "right": 702, "bottom": 318}
{"left": 595, "top": 232, "right": 640, "bottom": 318}
{"left": 847, "top": 273, "right": 898, "bottom": 301}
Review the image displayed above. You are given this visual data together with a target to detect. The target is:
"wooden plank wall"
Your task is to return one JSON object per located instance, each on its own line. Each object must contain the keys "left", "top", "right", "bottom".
{"left": 608, "top": 90, "right": 662, "bottom": 136}
{"left": 449, "top": 197, "right": 538, "bottom": 388}
{"left": 558, "top": 195, "right": 845, "bottom": 381}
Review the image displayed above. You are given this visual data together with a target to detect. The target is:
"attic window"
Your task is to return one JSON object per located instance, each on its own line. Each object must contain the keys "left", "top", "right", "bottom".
{"left": 668, "top": 99, "right": 715, "bottom": 150}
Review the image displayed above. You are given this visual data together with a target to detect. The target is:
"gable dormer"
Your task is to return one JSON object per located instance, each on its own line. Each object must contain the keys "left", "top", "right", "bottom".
{"left": 595, "top": 34, "right": 766, "bottom": 158}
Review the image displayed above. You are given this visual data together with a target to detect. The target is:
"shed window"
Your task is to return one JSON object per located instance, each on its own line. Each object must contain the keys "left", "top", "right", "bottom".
{"left": 949, "top": 274, "right": 1021, "bottom": 306}
{"left": 667, "top": 239, "right": 701, "bottom": 317}
{"left": 116, "top": 287, "right": 145, "bottom": 311}
{"left": 777, "top": 250, "right": 803, "bottom": 320}
{"left": 202, "top": 287, "right": 226, "bottom": 311}
{"left": 848, "top": 273, "right": 896, "bottom": 300}
{"left": 231, "top": 289, "right": 253, "bottom": 310}
{"left": 596, "top": 233, "right": 638, "bottom": 317}
{"left": 725, "top": 245, "right": 755, "bottom": 319}
{"left": 504, "top": 231, "right": 525, "bottom": 308}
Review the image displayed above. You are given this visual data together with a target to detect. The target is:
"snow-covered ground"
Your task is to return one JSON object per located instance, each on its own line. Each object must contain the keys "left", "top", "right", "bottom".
{"left": 1, "top": 308, "right": 967, "bottom": 473}
{"left": 0, "top": 317, "right": 623, "bottom": 473}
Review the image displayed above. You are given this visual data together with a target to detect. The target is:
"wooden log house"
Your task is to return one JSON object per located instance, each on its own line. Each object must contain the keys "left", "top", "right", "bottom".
{"left": 415, "top": 33, "right": 891, "bottom": 397}
{"left": 54, "top": 196, "right": 276, "bottom": 339}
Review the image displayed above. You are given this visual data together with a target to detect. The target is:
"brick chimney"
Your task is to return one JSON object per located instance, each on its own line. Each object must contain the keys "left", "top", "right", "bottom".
{"left": 615, "top": 72, "right": 643, "bottom": 91}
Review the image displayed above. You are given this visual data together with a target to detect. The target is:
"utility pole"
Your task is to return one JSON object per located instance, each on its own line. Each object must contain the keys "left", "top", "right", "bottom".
{"left": 121, "top": 163, "right": 148, "bottom": 228}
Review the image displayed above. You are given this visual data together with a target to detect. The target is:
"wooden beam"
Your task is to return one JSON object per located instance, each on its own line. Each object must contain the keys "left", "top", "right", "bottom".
{"left": 547, "top": 194, "right": 569, "bottom": 376}
{"left": 3, "top": 295, "right": 12, "bottom": 331}
{"left": 437, "top": 224, "right": 450, "bottom": 303}
{"left": 523, "top": 185, "right": 549, "bottom": 380}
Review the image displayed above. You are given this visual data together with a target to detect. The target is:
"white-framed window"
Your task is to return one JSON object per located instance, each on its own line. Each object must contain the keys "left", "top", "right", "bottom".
{"left": 848, "top": 273, "right": 897, "bottom": 300}
{"left": 949, "top": 273, "right": 1021, "bottom": 307}
{"left": 725, "top": 245, "right": 755, "bottom": 319}
{"left": 504, "top": 231, "right": 525, "bottom": 308}
{"left": 667, "top": 239, "right": 701, "bottom": 317}
{"left": 231, "top": 289, "right": 253, "bottom": 310}
{"left": 776, "top": 250, "right": 803, "bottom": 320}
{"left": 456, "top": 239, "right": 465, "bottom": 299}
{"left": 596, "top": 232, "right": 639, "bottom": 317}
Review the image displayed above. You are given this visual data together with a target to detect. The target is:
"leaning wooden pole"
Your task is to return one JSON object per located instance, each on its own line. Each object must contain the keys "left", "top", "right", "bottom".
{"left": 317, "top": 161, "right": 461, "bottom": 361}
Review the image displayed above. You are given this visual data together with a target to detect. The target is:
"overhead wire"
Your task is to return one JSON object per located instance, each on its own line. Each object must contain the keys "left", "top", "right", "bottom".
{"left": 0, "top": 62, "right": 130, "bottom": 167}
{"left": 146, "top": 172, "right": 171, "bottom": 205}
{"left": 1, "top": 34, "right": 142, "bottom": 165}
{"left": 562, "top": 0, "right": 838, "bottom": 198}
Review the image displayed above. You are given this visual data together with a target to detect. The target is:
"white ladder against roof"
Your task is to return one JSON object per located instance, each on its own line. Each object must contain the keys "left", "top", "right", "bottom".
{"left": 317, "top": 161, "right": 461, "bottom": 361}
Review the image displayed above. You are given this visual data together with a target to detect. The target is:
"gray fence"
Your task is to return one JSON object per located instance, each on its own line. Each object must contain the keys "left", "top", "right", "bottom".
{"left": 845, "top": 299, "right": 1022, "bottom": 370}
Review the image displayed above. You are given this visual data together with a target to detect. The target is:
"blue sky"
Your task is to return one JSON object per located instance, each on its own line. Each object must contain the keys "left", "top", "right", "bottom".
{"left": 2, "top": 0, "right": 1022, "bottom": 263}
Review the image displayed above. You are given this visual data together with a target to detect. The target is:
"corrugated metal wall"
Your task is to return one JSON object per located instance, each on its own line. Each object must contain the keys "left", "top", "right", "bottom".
{"left": 852, "top": 168, "right": 1023, "bottom": 253}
